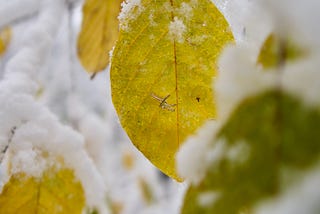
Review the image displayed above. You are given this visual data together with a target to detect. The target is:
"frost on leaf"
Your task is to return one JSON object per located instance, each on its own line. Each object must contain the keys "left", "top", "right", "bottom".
{"left": 168, "top": 17, "right": 186, "bottom": 43}
{"left": 0, "top": 168, "right": 85, "bottom": 214}
{"left": 182, "top": 90, "right": 320, "bottom": 213}
{"left": 111, "top": 0, "right": 234, "bottom": 180}
{"left": 118, "top": 0, "right": 144, "bottom": 31}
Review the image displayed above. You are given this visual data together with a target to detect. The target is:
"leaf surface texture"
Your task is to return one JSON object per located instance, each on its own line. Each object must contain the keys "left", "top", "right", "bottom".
{"left": 0, "top": 168, "right": 85, "bottom": 214}
{"left": 111, "top": 0, "right": 233, "bottom": 180}
{"left": 77, "top": 0, "right": 122, "bottom": 74}
{"left": 182, "top": 90, "right": 320, "bottom": 213}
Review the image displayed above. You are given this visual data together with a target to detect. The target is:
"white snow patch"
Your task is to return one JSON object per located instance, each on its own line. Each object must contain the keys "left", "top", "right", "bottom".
{"left": 176, "top": 120, "right": 251, "bottom": 185}
{"left": 212, "top": 0, "right": 271, "bottom": 46}
{"left": 216, "top": 45, "right": 278, "bottom": 122}
{"left": 177, "top": 3, "right": 193, "bottom": 21}
{"left": 216, "top": 43, "right": 320, "bottom": 118}
{"left": 197, "top": 191, "right": 220, "bottom": 207}
{"left": 187, "top": 35, "right": 208, "bottom": 45}
{"left": 0, "top": 93, "right": 106, "bottom": 210}
{"left": 206, "top": 138, "right": 227, "bottom": 166}
{"left": 118, "top": 0, "right": 144, "bottom": 31}
{"left": 176, "top": 121, "right": 219, "bottom": 184}
{"left": 282, "top": 55, "right": 320, "bottom": 108}
{"left": 168, "top": 17, "right": 186, "bottom": 43}
{"left": 0, "top": 0, "right": 41, "bottom": 29}
{"left": 226, "top": 141, "right": 250, "bottom": 164}
{"left": 260, "top": 0, "right": 320, "bottom": 51}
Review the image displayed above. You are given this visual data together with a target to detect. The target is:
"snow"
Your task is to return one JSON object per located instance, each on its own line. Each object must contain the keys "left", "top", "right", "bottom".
{"left": 177, "top": 2, "right": 193, "bottom": 21}
{"left": 0, "top": 0, "right": 107, "bottom": 211}
{"left": 118, "top": 0, "right": 144, "bottom": 31}
{"left": 178, "top": 1, "right": 320, "bottom": 213}
{"left": 1, "top": 0, "right": 320, "bottom": 213}
{"left": 0, "top": 0, "right": 41, "bottom": 29}
{"left": 255, "top": 163, "right": 320, "bottom": 214}
{"left": 197, "top": 191, "right": 220, "bottom": 208}
{"left": 215, "top": 41, "right": 320, "bottom": 122}
{"left": 212, "top": 0, "right": 272, "bottom": 47}
{"left": 260, "top": 0, "right": 320, "bottom": 51}
{"left": 176, "top": 121, "right": 218, "bottom": 184}
{"left": 215, "top": 44, "right": 278, "bottom": 122}
{"left": 226, "top": 141, "right": 250, "bottom": 165}
{"left": 168, "top": 17, "right": 187, "bottom": 43}
{"left": 282, "top": 55, "right": 320, "bottom": 108}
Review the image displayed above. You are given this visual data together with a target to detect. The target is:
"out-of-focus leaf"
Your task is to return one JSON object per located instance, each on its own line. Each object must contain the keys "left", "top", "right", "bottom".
{"left": 182, "top": 90, "right": 320, "bottom": 213}
{"left": 106, "top": 197, "right": 123, "bottom": 214}
{"left": 0, "top": 168, "right": 85, "bottom": 214}
{"left": 122, "top": 150, "right": 135, "bottom": 170}
{"left": 77, "top": 0, "right": 122, "bottom": 74}
{"left": 0, "top": 27, "right": 12, "bottom": 57}
{"left": 257, "top": 34, "right": 304, "bottom": 69}
{"left": 138, "top": 177, "right": 154, "bottom": 204}
{"left": 110, "top": 0, "right": 233, "bottom": 180}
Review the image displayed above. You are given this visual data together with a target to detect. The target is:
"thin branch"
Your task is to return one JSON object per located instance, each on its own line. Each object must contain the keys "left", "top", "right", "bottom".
{"left": 0, "top": 126, "right": 16, "bottom": 163}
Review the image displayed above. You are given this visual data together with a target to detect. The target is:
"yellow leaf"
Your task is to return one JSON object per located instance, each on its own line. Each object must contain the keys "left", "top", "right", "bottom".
{"left": 0, "top": 27, "right": 12, "bottom": 57}
{"left": 0, "top": 168, "right": 85, "bottom": 214}
{"left": 77, "top": 0, "right": 122, "bottom": 74}
{"left": 111, "top": 0, "right": 233, "bottom": 180}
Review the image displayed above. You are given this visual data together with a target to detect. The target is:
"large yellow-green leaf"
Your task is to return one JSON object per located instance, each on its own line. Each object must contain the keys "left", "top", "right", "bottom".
{"left": 0, "top": 27, "right": 11, "bottom": 57}
{"left": 182, "top": 90, "right": 320, "bottom": 213}
{"left": 77, "top": 0, "right": 122, "bottom": 74}
{"left": 0, "top": 168, "right": 85, "bottom": 213}
{"left": 111, "top": 0, "right": 233, "bottom": 180}
{"left": 257, "top": 34, "right": 304, "bottom": 69}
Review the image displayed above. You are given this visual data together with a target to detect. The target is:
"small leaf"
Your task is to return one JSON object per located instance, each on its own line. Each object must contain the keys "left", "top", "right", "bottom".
{"left": 257, "top": 34, "right": 304, "bottom": 69}
{"left": 111, "top": 0, "right": 233, "bottom": 180}
{"left": 138, "top": 177, "right": 154, "bottom": 204}
{"left": 0, "top": 168, "right": 85, "bottom": 214}
{"left": 182, "top": 90, "right": 320, "bottom": 213}
{"left": 0, "top": 27, "right": 12, "bottom": 57}
{"left": 77, "top": 0, "right": 122, "bottom": 74}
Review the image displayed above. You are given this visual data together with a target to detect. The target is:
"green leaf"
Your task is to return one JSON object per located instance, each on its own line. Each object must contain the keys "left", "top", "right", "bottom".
{"left": 0, "top": 168, "right": 85, "bottom": 214}
{"left": 257, "top": 34, "right": 305, "bottom": 69}
{"left": 77, "top": 0, "right": 122, "bottom": 74}
{"left": 110, "top": 0, "right": 233, "bottom": 180}
{"left": 182, "top": 90, "right": 320, "bottom": 213}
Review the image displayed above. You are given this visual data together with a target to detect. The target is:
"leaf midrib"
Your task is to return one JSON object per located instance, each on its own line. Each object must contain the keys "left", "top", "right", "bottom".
{"left": 169, "top": 0, "right": 180, "bottom": 146}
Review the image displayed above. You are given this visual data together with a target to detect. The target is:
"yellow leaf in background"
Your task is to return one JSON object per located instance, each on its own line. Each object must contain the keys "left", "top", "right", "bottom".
{"left": 0, "top": 27, "right": 12, "bottom": 57}
{"left": 111, "top": 0, "right": 233, "bottom": 180}
{"left": 0, "top": 168, "right": 85, "bottom": 214}
{"left": 77, "top": 0, "right": 122, "bottom": 75}
{"left": 257, "top": 34, "right": 305, "bottom": 69}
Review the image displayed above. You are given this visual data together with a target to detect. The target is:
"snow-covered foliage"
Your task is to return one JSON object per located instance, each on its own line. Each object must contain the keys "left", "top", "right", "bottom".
{"left": 0, "top": 0, "right": 183, "bottom": 213}
{"left": 177, "top": 0, "right": 320, "bottom": 213}
{"left": 1, "top": 0, "right": 320, "bottom": 213}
